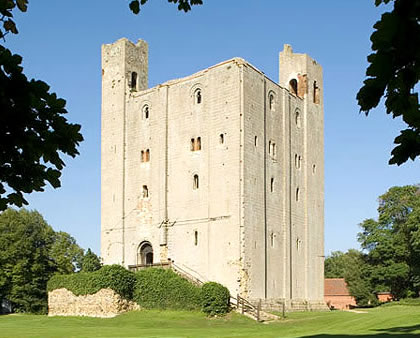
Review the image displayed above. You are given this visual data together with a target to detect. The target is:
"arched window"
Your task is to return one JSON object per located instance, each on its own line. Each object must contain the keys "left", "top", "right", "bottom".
{"left": 143, "top": 105, "right": 149, "bottom": 119}
{"left": 295, "top": 110, "right": 301, "bottom": 128}
{"left": 195, "top": 89, "right": 202, "bottom": 104}
{"left": 191, "top": 137, "right": 202, "bottom": 151}
{"left": 193, "top": 174, "right": 199, "bottom": 190}
{"left": 271, "top": 177, "right": 275, "bottom": 192}
{"left": 296, "top": 187, "right": 300, "bottom": 202}
{"left": 141, "top": 149, "right": 150, "bottom": 162}
{"left": 289, "top": 79, "right": 298, "bottom": 95}
{"left": 269, "top": 93, "right": 275, "bottom": 111}
{"left": 137, "top": 242, "right": 153, "bottom": 265}
{"left": 219, "top": 134, "right": 224, "bottom": 144}
{"left": 295, "top": 154, "right": 301, "bottom": 169}
{"left": 131, "top": 72, "right": 137, "bottom": 90}
{"left": 313, "top": 81, "right": 320, "bottom": 104}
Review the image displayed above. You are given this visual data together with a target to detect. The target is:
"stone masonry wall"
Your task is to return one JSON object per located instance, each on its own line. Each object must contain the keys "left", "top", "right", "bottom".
{"left": 48, "top": 288, "right": 140, "bottom": 318}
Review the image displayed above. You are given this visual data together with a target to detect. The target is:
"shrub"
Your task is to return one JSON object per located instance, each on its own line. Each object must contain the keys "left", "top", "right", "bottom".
{"left": 48, "top": 264, "right": 136, "bottom": 300}
{"left": 134, "top": 268, "right": 201, "bottom": 310}
{"left": 201, "top": 282, "right": 230, "bottom": 316}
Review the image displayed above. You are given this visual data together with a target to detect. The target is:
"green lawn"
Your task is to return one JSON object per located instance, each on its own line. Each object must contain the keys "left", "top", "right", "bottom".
{"left": 1, "top": 301, "right": 420, "bottom": 338}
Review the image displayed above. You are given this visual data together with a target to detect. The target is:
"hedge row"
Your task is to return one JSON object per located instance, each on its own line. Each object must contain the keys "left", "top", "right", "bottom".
{"left": 47, "top": 265, "right": 136, "bottom": 300}
{"left": 48, "top": 266, "right": 230, "bottom": 315}
{"left": 134, "top": 268, "right": 202, "bottom": 310}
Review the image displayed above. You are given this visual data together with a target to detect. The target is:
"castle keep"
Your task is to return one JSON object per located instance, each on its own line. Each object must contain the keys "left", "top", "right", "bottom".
{"left": 101, "top": 38, "right": 325, "bottom": 309}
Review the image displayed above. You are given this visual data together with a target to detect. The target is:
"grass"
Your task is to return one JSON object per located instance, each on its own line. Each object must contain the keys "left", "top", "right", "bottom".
{"left": 1, "top": 300, "right": 420, "bottom": 337}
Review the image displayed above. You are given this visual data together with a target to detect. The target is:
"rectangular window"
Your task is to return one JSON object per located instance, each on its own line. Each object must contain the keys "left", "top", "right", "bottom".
{"left": 142, "top": 185, "right": 148, "bottom": 198}
{"left": 194, "top": 231, "right": 198, "bottom": 246}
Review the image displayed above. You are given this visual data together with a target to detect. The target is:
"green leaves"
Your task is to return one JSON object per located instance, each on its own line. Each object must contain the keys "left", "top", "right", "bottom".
{"left": 3, "top": 19, "right": 17, "bottom": 34}
{"left": 129, "top": 0, "right": 140, "bottom": 14}
{"left": 0, "top": 45, "right": 83, "bottom": 210}
{"left": 48, "top": 265, "right": 137, "bottom": 300}
{"left": 0, "top": 0, "right": 28, "bottom": 39}
{"left": 357, "top": 0, "right": 420, "bottom": 165}
{"left": 128, "top": 0, "right": 203, "bottom": 14}
{"left": 201, "top": 282, "right": 230, "bottom": 316}
{"left": 134, "top": 268, "right": 202, "bottom": 310}
{"left": 357, "top": 185, "right": 420, "bottom": 299}
{"left": 81, "top": 248, "right": 102, "bottom": 272}
{"left": 16, "top": 0, "right": 28, "bottom": 12}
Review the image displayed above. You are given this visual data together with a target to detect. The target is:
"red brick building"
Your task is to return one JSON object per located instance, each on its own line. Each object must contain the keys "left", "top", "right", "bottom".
{"left": 376, "top": 291, "right": 393, "bottom": 303}
{"left": 324, "top": 278, "right": 356, "bottom": 310}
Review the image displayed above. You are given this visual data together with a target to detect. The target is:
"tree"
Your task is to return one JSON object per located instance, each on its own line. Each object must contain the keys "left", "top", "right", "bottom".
{"left": 357, "top": 0, "right": 420, "bottom": 165}
{"left": 0, "top": 1, "right": 83, "bottom": 211}
{"left": 0, "top": 0, "right": 207, "bottom": 211}
{"left": 50, "top": 232, "right": 84, "bottom": 274}
{"left": 0, "top": 209, "right": 55, "bottom": 313}
{"left": 358, "top": 185, "right": 420, "bottom": 298}
{"left": 128, "top": 0, "right": 203, "bottom": 14}
{"left": 0, "top": 208, "right": 84, "bottom": 313}
{"left": 81, "top": 248, "right": 102, "bottom": 272}
{"left": 325, "top": 250, "right": 375, "bottom": 305}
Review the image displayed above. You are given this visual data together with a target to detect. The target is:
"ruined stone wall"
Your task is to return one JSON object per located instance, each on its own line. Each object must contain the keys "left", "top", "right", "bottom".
{"left": 48, "top": 288, "right": 139, "bottom": 318}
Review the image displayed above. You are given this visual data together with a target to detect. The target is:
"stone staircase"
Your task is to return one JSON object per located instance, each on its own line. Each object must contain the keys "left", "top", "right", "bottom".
{"left": 231, "top": 295, "right": 280, "bottom": 322}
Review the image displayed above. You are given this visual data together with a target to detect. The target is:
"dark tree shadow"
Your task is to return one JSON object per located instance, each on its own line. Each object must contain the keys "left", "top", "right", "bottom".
{"left": 301, "top": 335, "right": 417, "bottom": 338}
{"left": 374, "top": 324, "right": 420, "bottom": 333}
{"left": 300, "top": 323, "right": 420, "bottom": 337}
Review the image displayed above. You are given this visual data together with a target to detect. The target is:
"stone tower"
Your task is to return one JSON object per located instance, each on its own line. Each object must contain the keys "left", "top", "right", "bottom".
{"left": 101, "top": 38, "right": 326, "bottom": 310}
{"left": 101, "top": 39, "right": 148, "bottom": 265}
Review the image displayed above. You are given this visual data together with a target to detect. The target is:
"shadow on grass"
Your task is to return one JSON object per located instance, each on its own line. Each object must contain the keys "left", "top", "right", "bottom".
{"left": 375, "top": 324, "right": 420, "bottom": 333}
{"left": 300, "top": 323, "right": 420, "bottom": 337}
{"left": 302, "top": 335, "right": 417, "bottom": 338}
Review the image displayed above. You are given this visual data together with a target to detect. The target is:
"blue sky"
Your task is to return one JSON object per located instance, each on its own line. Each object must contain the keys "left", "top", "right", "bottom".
{"left": 5, "top": 0, "right": 419, "bottom": 256}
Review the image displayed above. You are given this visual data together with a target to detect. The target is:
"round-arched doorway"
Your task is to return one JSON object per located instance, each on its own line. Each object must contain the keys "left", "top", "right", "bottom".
{"left": 137, "top": 241, "right": 153, "bottom": 266}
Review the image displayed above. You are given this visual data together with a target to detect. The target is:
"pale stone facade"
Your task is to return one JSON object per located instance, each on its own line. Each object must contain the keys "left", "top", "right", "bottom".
{"left": 101, "top": 38, "right": 325, "bottom": 309}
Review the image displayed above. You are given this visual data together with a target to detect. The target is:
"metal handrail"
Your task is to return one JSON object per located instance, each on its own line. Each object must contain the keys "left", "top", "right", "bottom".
{"left": 170, "top": 262, "right": 204, "bottom": 286}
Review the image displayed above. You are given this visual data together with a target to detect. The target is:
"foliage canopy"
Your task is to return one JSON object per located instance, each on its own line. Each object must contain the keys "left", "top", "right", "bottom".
{"left": 358, "top": 185, "right": 420, "bottom": 298}
{"left": 325, "top": 185, "right": 420, "bottom": 304}
{"left": 0, "top": 208, "right": 85, "bottom": 313}
{"left": 128, "top": 0, "right": 203, "bottom": 14}
{"left": 0, "top": 1, "right": 83, "bottom": 210}
{"left": 357, "top": 0, "right": 420, "bottom": 165}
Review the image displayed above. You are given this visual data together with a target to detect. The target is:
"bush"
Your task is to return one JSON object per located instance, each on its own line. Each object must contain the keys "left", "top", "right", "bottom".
{"left": 201, "top": 282, "right": 230, "bottom": 316}
{"left": 134, "top": 268, "right": 201, "bottom": 310}
{"left": 48, "top": 264, "right": 136, "bottom": 300}
{"left": 48, "top": 265, "right": 232, "bottom": 315}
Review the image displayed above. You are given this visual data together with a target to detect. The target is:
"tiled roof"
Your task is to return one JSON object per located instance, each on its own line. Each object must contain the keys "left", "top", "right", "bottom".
{"left": 324, "top": 278, "right": 351, "bottom": 296}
